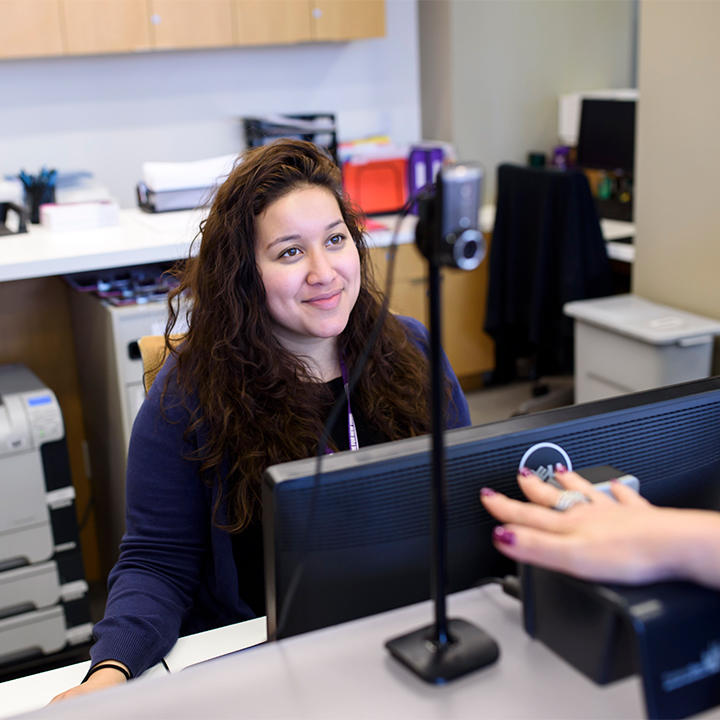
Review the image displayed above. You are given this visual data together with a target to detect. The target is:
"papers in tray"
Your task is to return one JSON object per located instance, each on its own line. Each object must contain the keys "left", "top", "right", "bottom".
{"left": 136, "top": 182, "right": 215, "bottom": 213}
{"left": 138, "top": 153, "right": 238, "bottom": 213}
{"left": 141, "top": 154, "right": 237, "bottom": 193}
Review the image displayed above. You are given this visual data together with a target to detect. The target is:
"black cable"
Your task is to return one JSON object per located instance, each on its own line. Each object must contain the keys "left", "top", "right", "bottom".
{"left": 474, "top": 574, "right": 522, "bottom": 600}
{"left": 272, "top": 195, "right": 420, "bottom": 640}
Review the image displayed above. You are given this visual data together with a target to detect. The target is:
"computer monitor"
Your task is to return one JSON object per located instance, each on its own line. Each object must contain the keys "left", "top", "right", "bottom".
{"left": 263, "top": 376, "right": 720, "bottom": 640}
{"left": 576, "top": 98, "right": 636, "bottom": 174}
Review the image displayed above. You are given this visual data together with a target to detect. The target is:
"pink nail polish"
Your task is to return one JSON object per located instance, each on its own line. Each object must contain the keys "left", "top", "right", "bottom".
{"left": 493, "top": 526, "right": 516, "bottom": 546}
{"left": 555, "top": 463, "right": 567, "bottom": 473}
{"left": 518, "top": 467, "right": 534, "bottom": 477}
{"left": 480, "top": 487, "right": 496, "bottom": 497}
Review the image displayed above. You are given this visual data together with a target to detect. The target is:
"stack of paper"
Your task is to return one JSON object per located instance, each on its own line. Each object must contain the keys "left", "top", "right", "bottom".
{"left": 138, "top": 154, "right": 238, "bottom": 213}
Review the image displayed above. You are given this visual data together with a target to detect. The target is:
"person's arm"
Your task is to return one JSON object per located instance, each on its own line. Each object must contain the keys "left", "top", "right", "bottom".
{"left": 53, "top": 366, "right": 209, "bottom": 700}
{"left": 480, "top": 468, "right": 720, "bottom": 590}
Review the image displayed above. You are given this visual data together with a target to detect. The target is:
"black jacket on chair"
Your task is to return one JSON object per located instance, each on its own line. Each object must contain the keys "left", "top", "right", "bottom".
{"left": 485, "top": 163, "right": 612, "bottom": 383}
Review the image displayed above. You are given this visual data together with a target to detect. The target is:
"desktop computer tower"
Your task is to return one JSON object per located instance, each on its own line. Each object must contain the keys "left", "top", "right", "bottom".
{"left": 0, "top": 364, "right": 92, "bottom": 680}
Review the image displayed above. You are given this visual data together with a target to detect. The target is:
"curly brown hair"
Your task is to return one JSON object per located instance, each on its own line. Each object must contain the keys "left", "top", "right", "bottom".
{"left": 162, "top": 139, "right": 433, "bottom": 532}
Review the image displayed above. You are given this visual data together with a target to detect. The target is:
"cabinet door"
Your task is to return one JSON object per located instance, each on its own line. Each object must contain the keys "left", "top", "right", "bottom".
{"left": 441, "top": 264, "right": 494, "bottom": 380}
{"left": 62, "top": 0, "right": 151, "bottom": 55}
{"left": 368, "top": 241, "right": 495, "bottom": 382}
{"left": 149, "top": 0, "right": 234, "bottom": 49}
{"left": 233, "top": 1, "right": 311, "bottom": 46}
{"left": 0, "top": 0, "right": 64, "bottom": 58}
{"left": 369, "top": 244, "right": 428, "bottom": 323}
{"left": 310, "top": 0, "right": 385, "bottom": 41}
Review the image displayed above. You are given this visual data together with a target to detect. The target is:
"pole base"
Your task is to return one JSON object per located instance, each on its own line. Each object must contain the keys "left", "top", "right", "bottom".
{"left": 385, "top": 618, "right": 499, "bottom": 684}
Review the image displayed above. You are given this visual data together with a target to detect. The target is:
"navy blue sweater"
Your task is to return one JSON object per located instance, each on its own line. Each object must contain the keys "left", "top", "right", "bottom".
{"left": 90, "top": 316, "right": 471, "bottom": 676}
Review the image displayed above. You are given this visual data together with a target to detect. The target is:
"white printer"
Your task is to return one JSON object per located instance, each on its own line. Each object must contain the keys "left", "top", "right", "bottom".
{"left": 0, "top": 364, "right": 92, "bottom": 676}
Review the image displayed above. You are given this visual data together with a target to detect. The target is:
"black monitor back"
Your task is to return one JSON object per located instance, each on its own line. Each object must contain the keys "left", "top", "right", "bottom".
{"left": 263, "top": 377, "right": 720, "bottom": 640}
{"left": 576, "top": 98, "right": 636, "bottom": 174}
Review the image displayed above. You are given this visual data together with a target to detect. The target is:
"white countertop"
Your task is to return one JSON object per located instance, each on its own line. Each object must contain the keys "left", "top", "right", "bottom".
{"left": 3, "top": 586, "right": 661, "bottom": 720}
{"left": 0, "top": 206, "right": 634, "bottom": 284}
{"left": 0, "top": 617, "right": 266, "bottom": 719}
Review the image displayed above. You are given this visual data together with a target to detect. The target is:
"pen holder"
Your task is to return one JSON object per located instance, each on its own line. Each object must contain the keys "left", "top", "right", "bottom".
{"left": 26, "top": 182, "right": 55, "bottom": 224}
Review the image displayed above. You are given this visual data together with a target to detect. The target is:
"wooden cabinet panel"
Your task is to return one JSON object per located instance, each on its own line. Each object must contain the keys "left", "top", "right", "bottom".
{"left": 441, "top": 265, "right": 494, "bottom": 380}
{"left": 0, "top": 0, "right": 64, "bottom": 58}
{"left": 0, "top": 278, "right": 101, "bottom": 582}
{"left": 310, "top": 0, "right": 385, "bottom": 41}
{"left": 149, "top": 0, "right": 234, "bottom": 49}
{"left": 368, "top": 241, "right": 494, "bottom": 382}
{"left": 62, "top": 0, "right": 151, "bottom": 55}
{"left": 234, "top": 1, "right": 311, "bottom": 46}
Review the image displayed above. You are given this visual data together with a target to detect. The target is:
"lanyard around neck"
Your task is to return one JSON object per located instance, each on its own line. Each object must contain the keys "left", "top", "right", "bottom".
{"left": 340, "top": 355, "right": 360, "bottom": 452}
{"left": 324, "top": 354, "right": 359, "bottom": 454}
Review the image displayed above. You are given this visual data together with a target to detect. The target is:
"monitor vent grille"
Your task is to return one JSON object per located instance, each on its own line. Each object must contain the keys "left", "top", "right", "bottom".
{"left": 275, "top": 398, "right": 720, "bottom": 551}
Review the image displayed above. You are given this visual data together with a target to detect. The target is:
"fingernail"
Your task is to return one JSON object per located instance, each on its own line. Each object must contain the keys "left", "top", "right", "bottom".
{"left": 493, "top": 526, "right": 516, "bottom": 546}
{"left": 480, "top": 487, "right": 496, "bottom": 497}
{"left": 518, "top": 466, "right": 534, "bottom": 477}
{"left": 555, "top": 463, "right": 567, "bottom": 473}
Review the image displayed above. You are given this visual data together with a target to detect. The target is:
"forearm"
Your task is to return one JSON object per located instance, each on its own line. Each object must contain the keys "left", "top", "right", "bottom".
{"left": 663, "top": 508, "right": 720, "bottom": 590}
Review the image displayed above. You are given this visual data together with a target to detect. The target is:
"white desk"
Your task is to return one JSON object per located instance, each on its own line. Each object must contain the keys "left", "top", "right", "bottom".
{"left": 0, "top": 618, "right": 266, "bottom": 718}
{"left": 4, "top": 585, "right": 701, "bottom": 720}
{"left": 0, "top": 207, "right": 634, "bottom": 284}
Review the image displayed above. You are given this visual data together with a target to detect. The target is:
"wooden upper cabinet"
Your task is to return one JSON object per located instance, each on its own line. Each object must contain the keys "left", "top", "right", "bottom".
{"left": 0, "top": 0, "right": 64, "bottom": 58}
{"left": 233, "top": 1, "right": 311, "bottom": 46}
{"left": 310, "top": 0, "right": 385, "bottom": 41}
{"left": 0, "top": 0, "right": 384, "bottom": 61}
{"left": 62, "top": 1, "right": 151, "bottom": 55}
{"left": 149, "top": 0, "right": 234, "bottom": 49}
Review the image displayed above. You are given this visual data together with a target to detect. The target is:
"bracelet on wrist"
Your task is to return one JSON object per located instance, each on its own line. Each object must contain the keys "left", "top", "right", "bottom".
{"left": 82, "top": 662, "right": 132, "bottom": 684}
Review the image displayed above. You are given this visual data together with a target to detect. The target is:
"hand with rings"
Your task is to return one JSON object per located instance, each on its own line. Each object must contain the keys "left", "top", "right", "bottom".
{"left": 479, "top": 465, "right": 720, "bottom": 590}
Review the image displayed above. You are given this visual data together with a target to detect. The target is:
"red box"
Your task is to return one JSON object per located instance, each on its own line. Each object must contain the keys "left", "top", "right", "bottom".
{"left": 342, "top": 157, "right": 408, "bottom": 215}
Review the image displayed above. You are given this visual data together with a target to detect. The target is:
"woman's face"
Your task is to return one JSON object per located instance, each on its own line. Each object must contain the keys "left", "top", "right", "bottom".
{"left": 255, "top": 185, "right": 361, "bottom": 354}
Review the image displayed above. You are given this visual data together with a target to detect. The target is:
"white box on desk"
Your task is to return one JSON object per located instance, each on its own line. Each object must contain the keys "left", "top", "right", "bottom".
{"left": 39, "top": 200, "right": 119, "bottom": 231}
{"left": 564, "top": 294, "right": 720, "bottom": 403}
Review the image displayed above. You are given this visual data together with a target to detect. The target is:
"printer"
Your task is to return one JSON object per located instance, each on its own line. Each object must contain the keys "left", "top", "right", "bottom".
{"left": 0, "top": 364, "right": 92, "bottom": 676}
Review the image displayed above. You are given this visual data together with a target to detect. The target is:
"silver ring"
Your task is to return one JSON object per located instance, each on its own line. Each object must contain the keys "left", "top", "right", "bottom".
{"left": 552, "top": 490, "right": 591, "bottom": 511}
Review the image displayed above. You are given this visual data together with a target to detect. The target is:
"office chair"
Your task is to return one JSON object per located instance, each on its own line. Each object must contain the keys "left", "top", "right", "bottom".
{"left": 137, "top": 335, "right": 182, "bottom": 393}
{"left": 484, "top": 163, "right": 612, "bottom": 412}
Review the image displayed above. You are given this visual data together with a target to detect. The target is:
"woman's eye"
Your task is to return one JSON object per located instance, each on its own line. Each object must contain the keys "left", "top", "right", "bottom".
{"left": 279, "top": 247, "right": 301, "bottom": 259}
{"left": 327, "top": 233, "right": 345, "bottom": 247}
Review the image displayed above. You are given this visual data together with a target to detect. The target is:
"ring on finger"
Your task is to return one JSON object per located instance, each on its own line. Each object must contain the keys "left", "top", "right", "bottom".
{"left": 552, "top": 489, "right": 591, "bottom": 512}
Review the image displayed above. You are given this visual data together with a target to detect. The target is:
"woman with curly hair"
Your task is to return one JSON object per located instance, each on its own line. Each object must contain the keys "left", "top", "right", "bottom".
{"left": 53, "top": 139, "right": 470, "bottom": 701}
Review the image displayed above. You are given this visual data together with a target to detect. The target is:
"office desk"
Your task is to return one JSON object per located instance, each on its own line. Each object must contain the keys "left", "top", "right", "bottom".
{"left": 0, "top": 207, "right": 634, "bottom": 284}
{"left": 0, "top": 618, "right": 266, "bottom": 718}
{"left": 5, "top": 585, "right": 684, "bottom": 720}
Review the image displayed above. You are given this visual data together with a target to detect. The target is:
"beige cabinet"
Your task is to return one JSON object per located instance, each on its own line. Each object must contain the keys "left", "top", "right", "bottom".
{"left": 149, "top": 0, "right": 234, "bottom": 49}
{"left": 310, "top": 0, "right": 385, "bottom": 41}
{"left": 368, "top": 242, "right": 494, "bottom": 384}
{"left": 0, "top": 0, "right": 385, "bottom": 59}
{"left": 62, "top": 0, "right": 151, "bottom": 55}
{"left": 233, "top": 1, "right": 312, "bottom": 46}
{"left": 0, "top": 0, "right": 64, "bottom": 59}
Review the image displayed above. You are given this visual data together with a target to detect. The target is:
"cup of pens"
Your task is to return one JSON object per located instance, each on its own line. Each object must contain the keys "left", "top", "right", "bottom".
{"left": 19, "top": 167, "right": 57, "bottom": 224}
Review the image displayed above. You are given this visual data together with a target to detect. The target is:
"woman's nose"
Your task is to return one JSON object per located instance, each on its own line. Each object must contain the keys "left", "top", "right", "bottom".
{"left": 306, "top": 250, "right": 335, "bottom": 284}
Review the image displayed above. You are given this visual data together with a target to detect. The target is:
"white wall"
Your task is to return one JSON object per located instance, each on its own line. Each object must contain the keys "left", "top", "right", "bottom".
{"left": 0, "top": 1, "right": 421, "bottom": 208}
{"left": 419, "top": 0, "right": 636, "bottom": 199}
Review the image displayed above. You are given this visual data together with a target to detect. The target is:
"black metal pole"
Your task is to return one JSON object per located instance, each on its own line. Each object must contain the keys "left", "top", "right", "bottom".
{"left": 428, "top": 259, "right": 450, "bottom": 646}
